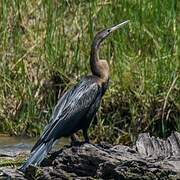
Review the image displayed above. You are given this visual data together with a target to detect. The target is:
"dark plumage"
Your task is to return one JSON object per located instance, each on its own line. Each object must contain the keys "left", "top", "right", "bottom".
{"left": 19, "top": 20, "right": 129, "bottom": 172}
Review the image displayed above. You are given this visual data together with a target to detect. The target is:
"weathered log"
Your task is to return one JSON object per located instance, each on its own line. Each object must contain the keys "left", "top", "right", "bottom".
{"left": 1, "top": 132, "right": 180, "bottom": 179}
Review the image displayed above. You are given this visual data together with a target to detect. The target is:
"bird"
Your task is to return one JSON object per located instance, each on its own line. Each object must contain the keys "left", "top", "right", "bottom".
{"left": 19, "top": 20, "right": 129, "bottom": 172}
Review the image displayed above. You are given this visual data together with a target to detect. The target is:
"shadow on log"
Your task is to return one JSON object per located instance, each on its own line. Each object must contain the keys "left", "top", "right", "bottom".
{"left": 1, "top": 132, "right": 180, "bottom": 179}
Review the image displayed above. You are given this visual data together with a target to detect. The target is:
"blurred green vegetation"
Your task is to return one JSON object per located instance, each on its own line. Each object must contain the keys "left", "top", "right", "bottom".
{"left": 0, "top": 0, "right": 179, "bottom": 144}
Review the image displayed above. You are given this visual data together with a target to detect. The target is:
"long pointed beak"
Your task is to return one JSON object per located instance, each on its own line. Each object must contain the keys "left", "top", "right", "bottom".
{"left": 110, "top": 20, "right": 129, "bottom": 32}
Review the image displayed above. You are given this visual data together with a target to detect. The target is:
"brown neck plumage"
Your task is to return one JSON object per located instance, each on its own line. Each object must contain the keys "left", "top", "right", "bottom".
{"left": 90, "top": 38, "right": 109, "bottom": 82}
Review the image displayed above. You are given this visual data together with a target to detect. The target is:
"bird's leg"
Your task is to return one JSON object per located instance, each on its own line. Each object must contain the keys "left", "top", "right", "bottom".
{"left": 70, "top": 134, "right": 78, "bottom": 142}
{"left": 71, "top": 130, "right": 90, "bottom": 146}
{"left": 92, "top": 114, "right": 98, "bottom": 127}
{"left": 83, "top": 129, "right": 90, "bottom": 143}
{"left": 70, "top": 134, "right": 81, "bottom": 146}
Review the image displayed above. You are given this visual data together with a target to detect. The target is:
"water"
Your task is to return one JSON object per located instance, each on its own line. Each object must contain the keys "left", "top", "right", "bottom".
{"left": 0, "top": 136, "right": 36, "bottom": 147}
{"left": 0, "top": 135, "right": 69, "bottom": 157}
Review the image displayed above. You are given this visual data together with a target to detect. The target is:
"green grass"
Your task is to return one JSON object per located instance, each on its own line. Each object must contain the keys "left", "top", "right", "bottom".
{"left": 0, "top": 0, "right": 179, "bottom": 144}
{"left": 0, "top": 155, "right": 26, "bottom": 167}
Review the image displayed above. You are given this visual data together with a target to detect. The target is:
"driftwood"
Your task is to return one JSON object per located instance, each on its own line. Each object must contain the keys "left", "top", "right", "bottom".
{"left": 1, "top": 132, "right": 180, "bottom": 179}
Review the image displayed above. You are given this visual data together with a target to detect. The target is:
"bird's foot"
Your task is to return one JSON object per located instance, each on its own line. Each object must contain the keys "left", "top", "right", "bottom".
{"left": 71, "top": 140, "right": 91, "bottom": 147}
{"left": 83, "top": 140, "right": 91, "bottom": 144}
{"left": 71, "top": 141, "right": 83, "bottom": 146}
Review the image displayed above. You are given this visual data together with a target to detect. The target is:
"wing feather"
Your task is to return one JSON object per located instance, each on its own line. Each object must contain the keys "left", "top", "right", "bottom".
{"left": 31, "top": 77, "right": 100, "bottom": 151}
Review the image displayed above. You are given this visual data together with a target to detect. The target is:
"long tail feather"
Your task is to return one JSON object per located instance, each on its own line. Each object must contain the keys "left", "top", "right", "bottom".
{"left": 18, "top": 140, "right": 54, "bottom": 173}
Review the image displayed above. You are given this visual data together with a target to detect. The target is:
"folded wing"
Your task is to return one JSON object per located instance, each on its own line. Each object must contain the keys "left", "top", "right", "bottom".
{"left": 31, "top": 77, "right": 101, "bottom": 152}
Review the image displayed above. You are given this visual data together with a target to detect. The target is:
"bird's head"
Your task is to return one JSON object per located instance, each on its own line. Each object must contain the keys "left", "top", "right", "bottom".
{"left": 90, "top": 20, "right": 129, "bottom": 81}
{"left": 93, "top": 20, "right": 129, "bottom": 48}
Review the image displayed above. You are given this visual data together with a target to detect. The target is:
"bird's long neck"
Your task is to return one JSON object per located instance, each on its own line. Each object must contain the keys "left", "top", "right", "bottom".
{"left": 90, "top": 39, "right": 109, "bottom": 83}
{"left": 90, "top": 39, "right": 109, "bottom": 82}
{"left": 90, "top": 40, "right": 101, "bottom": 77}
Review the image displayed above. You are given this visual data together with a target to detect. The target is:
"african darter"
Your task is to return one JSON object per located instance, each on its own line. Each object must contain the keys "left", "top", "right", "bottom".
{"left": 19, "top": 20, "right": 129, "bottom": 172}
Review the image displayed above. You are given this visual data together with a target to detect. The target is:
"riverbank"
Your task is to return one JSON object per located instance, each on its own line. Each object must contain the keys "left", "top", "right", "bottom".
{"left": 1, "top": 131, "right": 180, "bottom": 179}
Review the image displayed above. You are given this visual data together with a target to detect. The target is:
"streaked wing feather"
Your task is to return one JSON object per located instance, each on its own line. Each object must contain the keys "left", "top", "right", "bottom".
{"left": 31, "top": 77, "right": 100, "bottom": 151}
